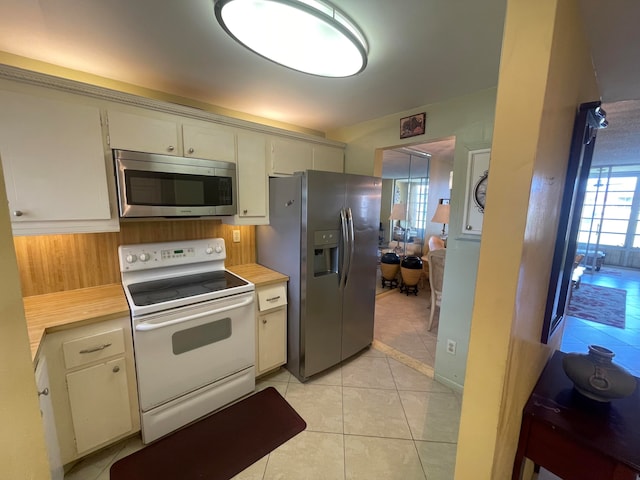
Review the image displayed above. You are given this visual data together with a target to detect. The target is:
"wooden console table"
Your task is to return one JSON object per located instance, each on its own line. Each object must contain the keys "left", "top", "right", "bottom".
{"left": 512, "top": 350, "right": 640, "bottom": 480}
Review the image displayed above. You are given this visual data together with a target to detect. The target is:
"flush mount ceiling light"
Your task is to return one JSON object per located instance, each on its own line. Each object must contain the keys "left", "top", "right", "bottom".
{"left": 214, "top": 0, "right": 368, "bottom": 77}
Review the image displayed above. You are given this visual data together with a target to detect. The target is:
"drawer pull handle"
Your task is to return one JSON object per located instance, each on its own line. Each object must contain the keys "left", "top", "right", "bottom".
{"left": 79, "top": 343, "right": 112, "bottom": 354}
{"left": 38, "top": 387, "right": 49, "bottom": 397}
{"left": 266, "top": 296, "right": 281, "bottom": 302}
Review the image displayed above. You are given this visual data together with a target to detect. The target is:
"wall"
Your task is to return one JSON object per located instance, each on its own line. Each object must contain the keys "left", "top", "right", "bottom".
{"left": 454, "top": 0, "right": 600, "bottom": 478}
{"left": 0, "top": 162, "right": 51, "bottom": 479}
{"left": 330, "top": 88, "right": 496, "bottom": 390}
{"left": 14, "top": 222, "right": 256, "bottom": 297}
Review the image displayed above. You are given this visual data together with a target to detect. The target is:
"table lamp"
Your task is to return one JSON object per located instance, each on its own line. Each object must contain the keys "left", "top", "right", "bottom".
{"left": 431, "top": 203, "right": 450, "bottom": 238}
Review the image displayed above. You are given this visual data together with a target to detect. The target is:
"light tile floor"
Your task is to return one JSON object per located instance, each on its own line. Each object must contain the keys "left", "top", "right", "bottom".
{"left": 64, "top": 351, "right": 458, "bottom": 480}
{"left": 374, "top": 272, "right": 437, "bottom": 371}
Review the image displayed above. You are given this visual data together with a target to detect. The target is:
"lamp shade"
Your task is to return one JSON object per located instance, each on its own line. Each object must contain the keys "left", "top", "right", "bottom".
{"left": 389, "top": 203, "right": 407, "bottom": 221}
{"left": 431, "top": 204, "right": 450, "bottom": 224}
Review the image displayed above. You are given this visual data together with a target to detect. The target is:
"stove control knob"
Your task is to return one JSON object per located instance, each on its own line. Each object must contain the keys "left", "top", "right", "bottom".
{"left": 126, "top": 254, "right": 137, "bottom": 264}
{"left": 215, "top": 244, "right": 223, "bottom": 254}
{"left": 139, "top": 253, "right": 150, "bottom": 262}
{"left": 205, "top": 247, "right": 214, "bottom": 255}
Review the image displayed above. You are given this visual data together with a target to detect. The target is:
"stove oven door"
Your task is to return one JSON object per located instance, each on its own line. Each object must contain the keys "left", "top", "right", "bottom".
{"left": 132, "top": 291, "right": 255, "bottom": 412}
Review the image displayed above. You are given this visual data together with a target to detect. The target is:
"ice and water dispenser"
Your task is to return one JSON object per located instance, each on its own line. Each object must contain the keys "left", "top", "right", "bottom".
{"left": 313, "top": 230, "right": 339, "bottom": 277}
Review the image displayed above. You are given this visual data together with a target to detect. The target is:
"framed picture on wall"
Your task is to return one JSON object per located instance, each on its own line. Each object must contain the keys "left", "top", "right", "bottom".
{"left": 541, "top": 102, "right": 604, "bottom": 344}
{"left": 400, "top": 112, "right": 426, "bottom": 139}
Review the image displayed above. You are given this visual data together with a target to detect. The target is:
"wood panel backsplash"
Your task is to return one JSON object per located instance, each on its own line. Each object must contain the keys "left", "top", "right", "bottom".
{"left": 14, "top": 220, "right": 256, "bottom": 297}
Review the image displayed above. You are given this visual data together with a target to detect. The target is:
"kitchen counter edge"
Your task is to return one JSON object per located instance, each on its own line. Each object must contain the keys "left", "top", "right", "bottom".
{"left": 24, "top": 263, "right": 288, "bottom": 362}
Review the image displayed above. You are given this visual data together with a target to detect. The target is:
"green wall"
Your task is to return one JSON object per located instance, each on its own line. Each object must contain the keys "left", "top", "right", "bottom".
{"left": 329, "top": 88, "right": 497, "bottom": 390}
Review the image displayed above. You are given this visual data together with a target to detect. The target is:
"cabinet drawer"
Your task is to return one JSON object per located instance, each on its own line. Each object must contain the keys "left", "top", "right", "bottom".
{"left": 62, "top": 329, "right": 125, "bottom": 369}
{"left": 257, "top": 284, "right": 287, "bottom": 312}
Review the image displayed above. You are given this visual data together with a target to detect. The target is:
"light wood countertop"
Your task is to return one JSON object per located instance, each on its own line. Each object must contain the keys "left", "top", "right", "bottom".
{"left": 24, "top": 283, "right": 129, "bottom": 361}
{"left": 24, "top": 264, "right": 287, "bottom": 361}
{"left": 227, "top": 263, "right": 289, "bottom": 287}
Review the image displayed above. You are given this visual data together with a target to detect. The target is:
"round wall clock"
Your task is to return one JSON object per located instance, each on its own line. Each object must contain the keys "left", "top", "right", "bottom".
{"left": 473, "top": 170, "right": 488, "bottom": 213}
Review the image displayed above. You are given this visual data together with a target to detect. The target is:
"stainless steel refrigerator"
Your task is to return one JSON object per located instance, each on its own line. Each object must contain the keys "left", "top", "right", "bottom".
{"left": 257, "top": 170, "right": 382, "bottom": 382}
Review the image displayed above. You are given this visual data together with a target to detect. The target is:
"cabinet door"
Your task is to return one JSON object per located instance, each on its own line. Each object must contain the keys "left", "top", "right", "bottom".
{"left": 257, "top": 308, "right": 287, "bottom": 375}
{"left": 108, "top": 110, "right": 180, "bottom": 156}
{"left": 237, "top": 131, "right": 267, "bottom": 218}
{"left": 269, "top": 137, "right": 312, "bottom": 175}
{"left": 313, "top": 145, "right": 344, "bottom": 173}
{"left": 66, "top": 357, "right": 132, "bottom": 454}
{"left": 182, "top": 123, "right": 236, "bottom": 162}
{"left": 0, "top": 90, "right": 111, "bottom": 223}
{"left": 35, "top": 358, "right": 64, "bottom": 480}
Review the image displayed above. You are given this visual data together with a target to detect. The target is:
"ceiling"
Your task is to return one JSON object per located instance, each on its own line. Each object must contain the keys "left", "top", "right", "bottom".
{"left": 0, "top": 0, "right": 506, "bottom": 134}
{"left": 0, "top": 1, "right": 638, "bottom": 154}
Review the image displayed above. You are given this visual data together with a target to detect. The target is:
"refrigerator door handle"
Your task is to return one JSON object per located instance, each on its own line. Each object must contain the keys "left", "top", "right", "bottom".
{"left": 339, "top": 208, "right": 348, "bottom": 290}
{"left": 345, "top": 207, "right": 355, "bottom": 287}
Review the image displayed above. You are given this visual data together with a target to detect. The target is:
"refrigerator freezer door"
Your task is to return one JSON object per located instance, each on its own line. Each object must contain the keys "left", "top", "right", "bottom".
{"left": 301, "top": 171, "right": 345, "bottom": 378}
{"left": 341, "top": 174, "right": 382, "bottom": 360}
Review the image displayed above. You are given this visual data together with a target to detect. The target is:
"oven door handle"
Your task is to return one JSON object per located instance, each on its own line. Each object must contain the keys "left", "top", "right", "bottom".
{"left": 134, "top": 296, "right": 253, "bottom": 332}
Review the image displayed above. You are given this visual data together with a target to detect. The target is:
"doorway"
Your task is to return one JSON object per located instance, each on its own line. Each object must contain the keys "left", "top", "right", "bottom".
{"left": 374, "top": 139, "right": 454, "bottom": 371}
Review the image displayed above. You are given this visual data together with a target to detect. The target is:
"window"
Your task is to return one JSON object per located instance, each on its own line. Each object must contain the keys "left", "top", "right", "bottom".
{"left": 578, "top": 166, "right": 640, "bottom": 251}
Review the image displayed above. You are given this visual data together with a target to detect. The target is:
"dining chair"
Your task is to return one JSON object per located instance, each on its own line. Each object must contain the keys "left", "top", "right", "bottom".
{"left": 427, "top": 249, "right": 446, "bottom": 331}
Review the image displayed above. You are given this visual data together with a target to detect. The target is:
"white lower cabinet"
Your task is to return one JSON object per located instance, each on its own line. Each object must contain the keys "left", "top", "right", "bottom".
{"left": 255, "top": 283, "right": 288, "bottom": 376}
{"left": 43, "top": 317, "right": 140, "bottom": 465}
{"left": 35, "top": 357, "right": 64, "bottom": 480}
{"left": 66, "top": 357, "right": 132, "bottom": 454}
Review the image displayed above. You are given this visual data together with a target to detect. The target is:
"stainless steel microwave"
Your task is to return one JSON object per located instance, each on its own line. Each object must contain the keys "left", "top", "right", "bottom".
{"left": 114, "top": 149, "right": 237, "bottom": 218}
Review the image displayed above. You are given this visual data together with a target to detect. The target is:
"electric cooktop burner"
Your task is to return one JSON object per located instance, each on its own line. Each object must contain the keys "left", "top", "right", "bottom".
{"left": 128, "top": 270, "right": 248, "bottom": 307}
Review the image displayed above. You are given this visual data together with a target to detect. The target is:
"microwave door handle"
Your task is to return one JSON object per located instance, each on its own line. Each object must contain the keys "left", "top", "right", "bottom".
{"left": 135, "top": 296, "right": 253, "bottom": 331}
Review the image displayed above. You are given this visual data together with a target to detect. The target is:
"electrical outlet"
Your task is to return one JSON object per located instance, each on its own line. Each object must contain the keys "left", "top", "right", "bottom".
{"left": 446, "top": 339, "right": 457, "bottom": 355}
{"left": 232, "top": 230, "right": 241, "bottom": 243}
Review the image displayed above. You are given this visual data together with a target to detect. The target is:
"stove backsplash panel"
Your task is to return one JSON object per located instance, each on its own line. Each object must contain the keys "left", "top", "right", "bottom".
{"left": 14, "top": 221, "right": 256, "bottom": 297}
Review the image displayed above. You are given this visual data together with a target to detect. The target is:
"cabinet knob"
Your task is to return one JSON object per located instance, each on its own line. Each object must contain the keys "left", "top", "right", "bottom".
{"left": 188, "top": 147, "right": 194, "bottom": 154}
{"left": 13, "top": 210, "right": 23, "bottom": 217}
{"left": 262, "top": 318, "right": 267, "bottom": 324}
{"left": 168, "top": 145, "right": 175, "bottom": 152}
{"left": 38, "top": 387, "right": 49, "bottom": 397}
{"left": 466, "top": 225, "right": 473, "bottom": 230}
{"left": 243, "top": 209, "right": 248, "bottom": 214}
{"left": 112, "top": 365, "right": 120, "bottom": 373}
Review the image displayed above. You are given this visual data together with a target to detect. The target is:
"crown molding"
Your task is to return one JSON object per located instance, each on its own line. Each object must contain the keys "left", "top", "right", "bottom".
{"left": 0, "top": 63, "right": 345, "bottom": 148}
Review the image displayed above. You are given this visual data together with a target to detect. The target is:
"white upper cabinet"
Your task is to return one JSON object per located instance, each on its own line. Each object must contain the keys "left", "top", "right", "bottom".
{"left": 0, "top": 88, "right": 117, "bottom": 235}
{"left": 107, "top": 110, "right": 181, "bottom": 156}
{"left": 107, "top": 110, "right": 237, "bottom": 162}
{"left": 313, "top": 144, "right": 344, "bottom": 173}
{"left": 236, "top": 131, "right": 267, "bottom": 219}
{"left": 223, "top": 130, "right": 269, "bottom": 225}
{"left": 182, "top": 122, "right": 236, "bottom": 163}
{"left": 269, "top": 137, "right": 313, "bottom": 176}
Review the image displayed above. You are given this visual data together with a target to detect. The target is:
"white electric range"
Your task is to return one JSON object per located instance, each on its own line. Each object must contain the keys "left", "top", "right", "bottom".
{"left": 118, "top": 238, "right": 255, "bottom": 443}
